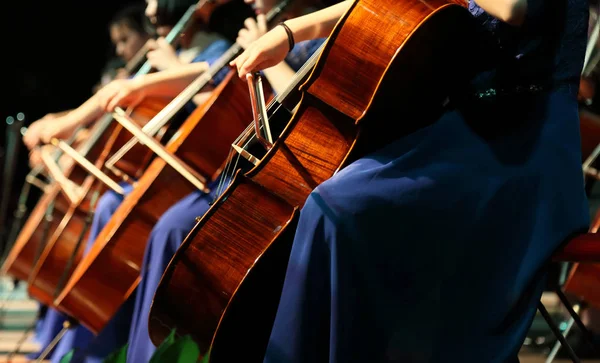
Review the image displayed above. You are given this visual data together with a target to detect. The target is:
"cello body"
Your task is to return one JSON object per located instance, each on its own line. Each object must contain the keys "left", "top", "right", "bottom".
{"left": 1, "top": 98, "right": 168, "bottom": 306}
{"left": 148, "top": 0, "right": 475, "bottom": 361}
{"left": 54, "top": 71, "right": 258, "bottom": 334}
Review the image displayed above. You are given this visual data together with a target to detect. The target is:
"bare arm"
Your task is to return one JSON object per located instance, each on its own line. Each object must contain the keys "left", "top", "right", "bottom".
{"left": 131, "top": 61, "right": 211, "bottom": 98}
{"left": 99, "top": 61, "right": 211, "bottom": 111}
{"left": 284, "top": 0, "right": 353, "bottom": 44}
{"left": 262, "top": 63, "right": 298, "bottom": 95}
{"left": 231, "top": 0, "right": 352, "bottom": 77}
{"left": 63, "top": 96, "right": 105, "bottom": 128}
{"left": 36, "top": 96, "right": 104, "bottom": 144}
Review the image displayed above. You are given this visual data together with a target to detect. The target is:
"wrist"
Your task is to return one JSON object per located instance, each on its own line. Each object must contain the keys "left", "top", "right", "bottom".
{"left": 131, "top": 77, "right": 145, "bottom": 92}
{"left": 278, "top": 22, "right": 295, "bottom": 53}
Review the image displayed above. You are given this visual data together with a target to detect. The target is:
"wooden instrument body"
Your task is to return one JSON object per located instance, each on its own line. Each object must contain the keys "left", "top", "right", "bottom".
{"left": 3, "top": 99, "right": 168, "bottom": 306}
{"left": 149, "top": 0, "right": 475, "bottom": 360}
{"left": 0, "top": 183, "right": 67, "bottom": 282}
{"left": 0, "top": 119, "right": 119, "bottom": 285}
{"left": 54, "top": 71, "right": 258, "bottom": 334}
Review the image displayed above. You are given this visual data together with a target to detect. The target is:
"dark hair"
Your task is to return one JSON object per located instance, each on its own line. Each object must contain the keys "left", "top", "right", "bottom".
{"left": 110, "top": 3, "right": 153, "bottom": 36}
{"left": 207, "top": 0, "right": 254, "bottom": 42}
{"left": 155, "top": 0, "right": 199, "bottom": 27}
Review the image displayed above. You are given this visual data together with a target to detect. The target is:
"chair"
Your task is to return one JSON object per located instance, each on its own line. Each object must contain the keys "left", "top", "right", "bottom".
{"left": 538, "top": 232, "right": 600, "bottom": 362}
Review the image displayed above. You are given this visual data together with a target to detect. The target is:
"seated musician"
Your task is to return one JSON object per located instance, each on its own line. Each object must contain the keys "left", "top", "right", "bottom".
{"left": 229, "top": 0, "right": 591, "bottom": 361}
{"left": 92, "top": 3, "right": 157, "bottom": 93}
{"left": 24, "top": 3, "right": 153, "bottom": 172}
{"left": 23, "top": 0, "right": 231, "bottom": 361}
{"left": 23, "top": 3, "right": 152, "bottom": 359}
{"left": 85, "top": 0, "right": 328, "bottom": 361}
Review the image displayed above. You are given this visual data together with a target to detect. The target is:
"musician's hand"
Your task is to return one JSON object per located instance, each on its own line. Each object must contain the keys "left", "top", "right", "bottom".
{"left": 237, "top": 15, "right": 268, "bottom": 50}
{"left": 96, "top": 78, "right": 145, "bottom": 112}
{"left": 230, "top": 24, "right": 289, "bottom": 78}
{"left": 146, "top": 38, "right": 181, "bottom": 70}
{"left": 23, "top": 115, "right": 56, "bottom": 150}
{"left": 39, "top": 116, "right": 79, "bottom": 145}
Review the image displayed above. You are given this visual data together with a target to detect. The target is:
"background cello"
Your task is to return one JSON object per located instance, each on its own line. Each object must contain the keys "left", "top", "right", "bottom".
{"left": 1, "top": 0, "right": 213, "bottom": 305}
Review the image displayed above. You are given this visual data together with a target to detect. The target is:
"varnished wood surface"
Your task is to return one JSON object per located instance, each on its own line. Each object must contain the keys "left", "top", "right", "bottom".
{"left": 149, "top": 0, "right": 476, "bottom": 361}
{"left": 553, "top": 233, "right": 600, "bottom": 263}
{"left": 23, "top": 99, "right": 169, "bottom": 308}
{"left": 54, "top": 71, "right": 256, "bottom": 334}
{"left": 0, "top": 116, "right": 118, "bottom": 288}
{"left": 0, "top": 186, "right": 63, "bottom": 283}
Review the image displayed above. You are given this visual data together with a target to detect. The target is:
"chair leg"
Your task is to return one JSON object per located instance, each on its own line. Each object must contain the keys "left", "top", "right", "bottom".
{"left": 555, "top": 288, "right": 599, "bottom": 353}
{"left": 538, "top": 302, "right": 581, "bottom": 363}
{"left": 546, "top": 315, "right": 577, "bottom": 363}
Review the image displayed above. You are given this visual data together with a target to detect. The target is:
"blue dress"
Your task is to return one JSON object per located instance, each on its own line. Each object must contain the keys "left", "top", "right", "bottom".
{"left": 125, "top": 38, "right": 327, "bottom": 363}
{"left": 263, "top": 1, "right": 591, "bottom": 362}
{"left": 31, "top": 38, "right": 231, "bottom": 363}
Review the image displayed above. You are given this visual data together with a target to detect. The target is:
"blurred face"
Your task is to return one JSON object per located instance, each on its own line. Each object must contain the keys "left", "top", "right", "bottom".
{"left": 146, "top": 0, "right": 172, "bottom": 37}
{"left": 110, "top": 23, "right": 148, "bottom": 62}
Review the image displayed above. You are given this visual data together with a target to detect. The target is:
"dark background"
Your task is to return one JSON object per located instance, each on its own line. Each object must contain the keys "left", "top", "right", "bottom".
{"left": 2, "top": 0, "right": 142, "bottom": 130}
{"left": 0, "top": 0, "right": 142, "bottom": 245}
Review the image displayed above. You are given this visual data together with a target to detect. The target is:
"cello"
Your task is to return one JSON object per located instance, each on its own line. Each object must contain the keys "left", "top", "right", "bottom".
{"left": 148, "top": 0, "right": 476, "bottom": 361}
{"left": 52, "top": 0, "right": 290, "bottom": 335}
{"left": 1, "top": 0, "right": 214, "bottom": 306}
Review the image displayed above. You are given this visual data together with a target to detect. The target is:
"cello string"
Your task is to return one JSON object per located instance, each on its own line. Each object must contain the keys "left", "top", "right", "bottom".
{"left": 212, "top": 33, "right": 325, "bottom": 199}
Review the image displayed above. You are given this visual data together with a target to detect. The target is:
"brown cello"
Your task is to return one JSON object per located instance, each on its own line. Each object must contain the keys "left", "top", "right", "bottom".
{"left": 148, "top": 0, "right": 476, "bottom": 360}
{"left": 52, "top": 0, "right": 290, "bottom": 335}
{"left": 0, "top": 99, "right": 166, "bottom": 292}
